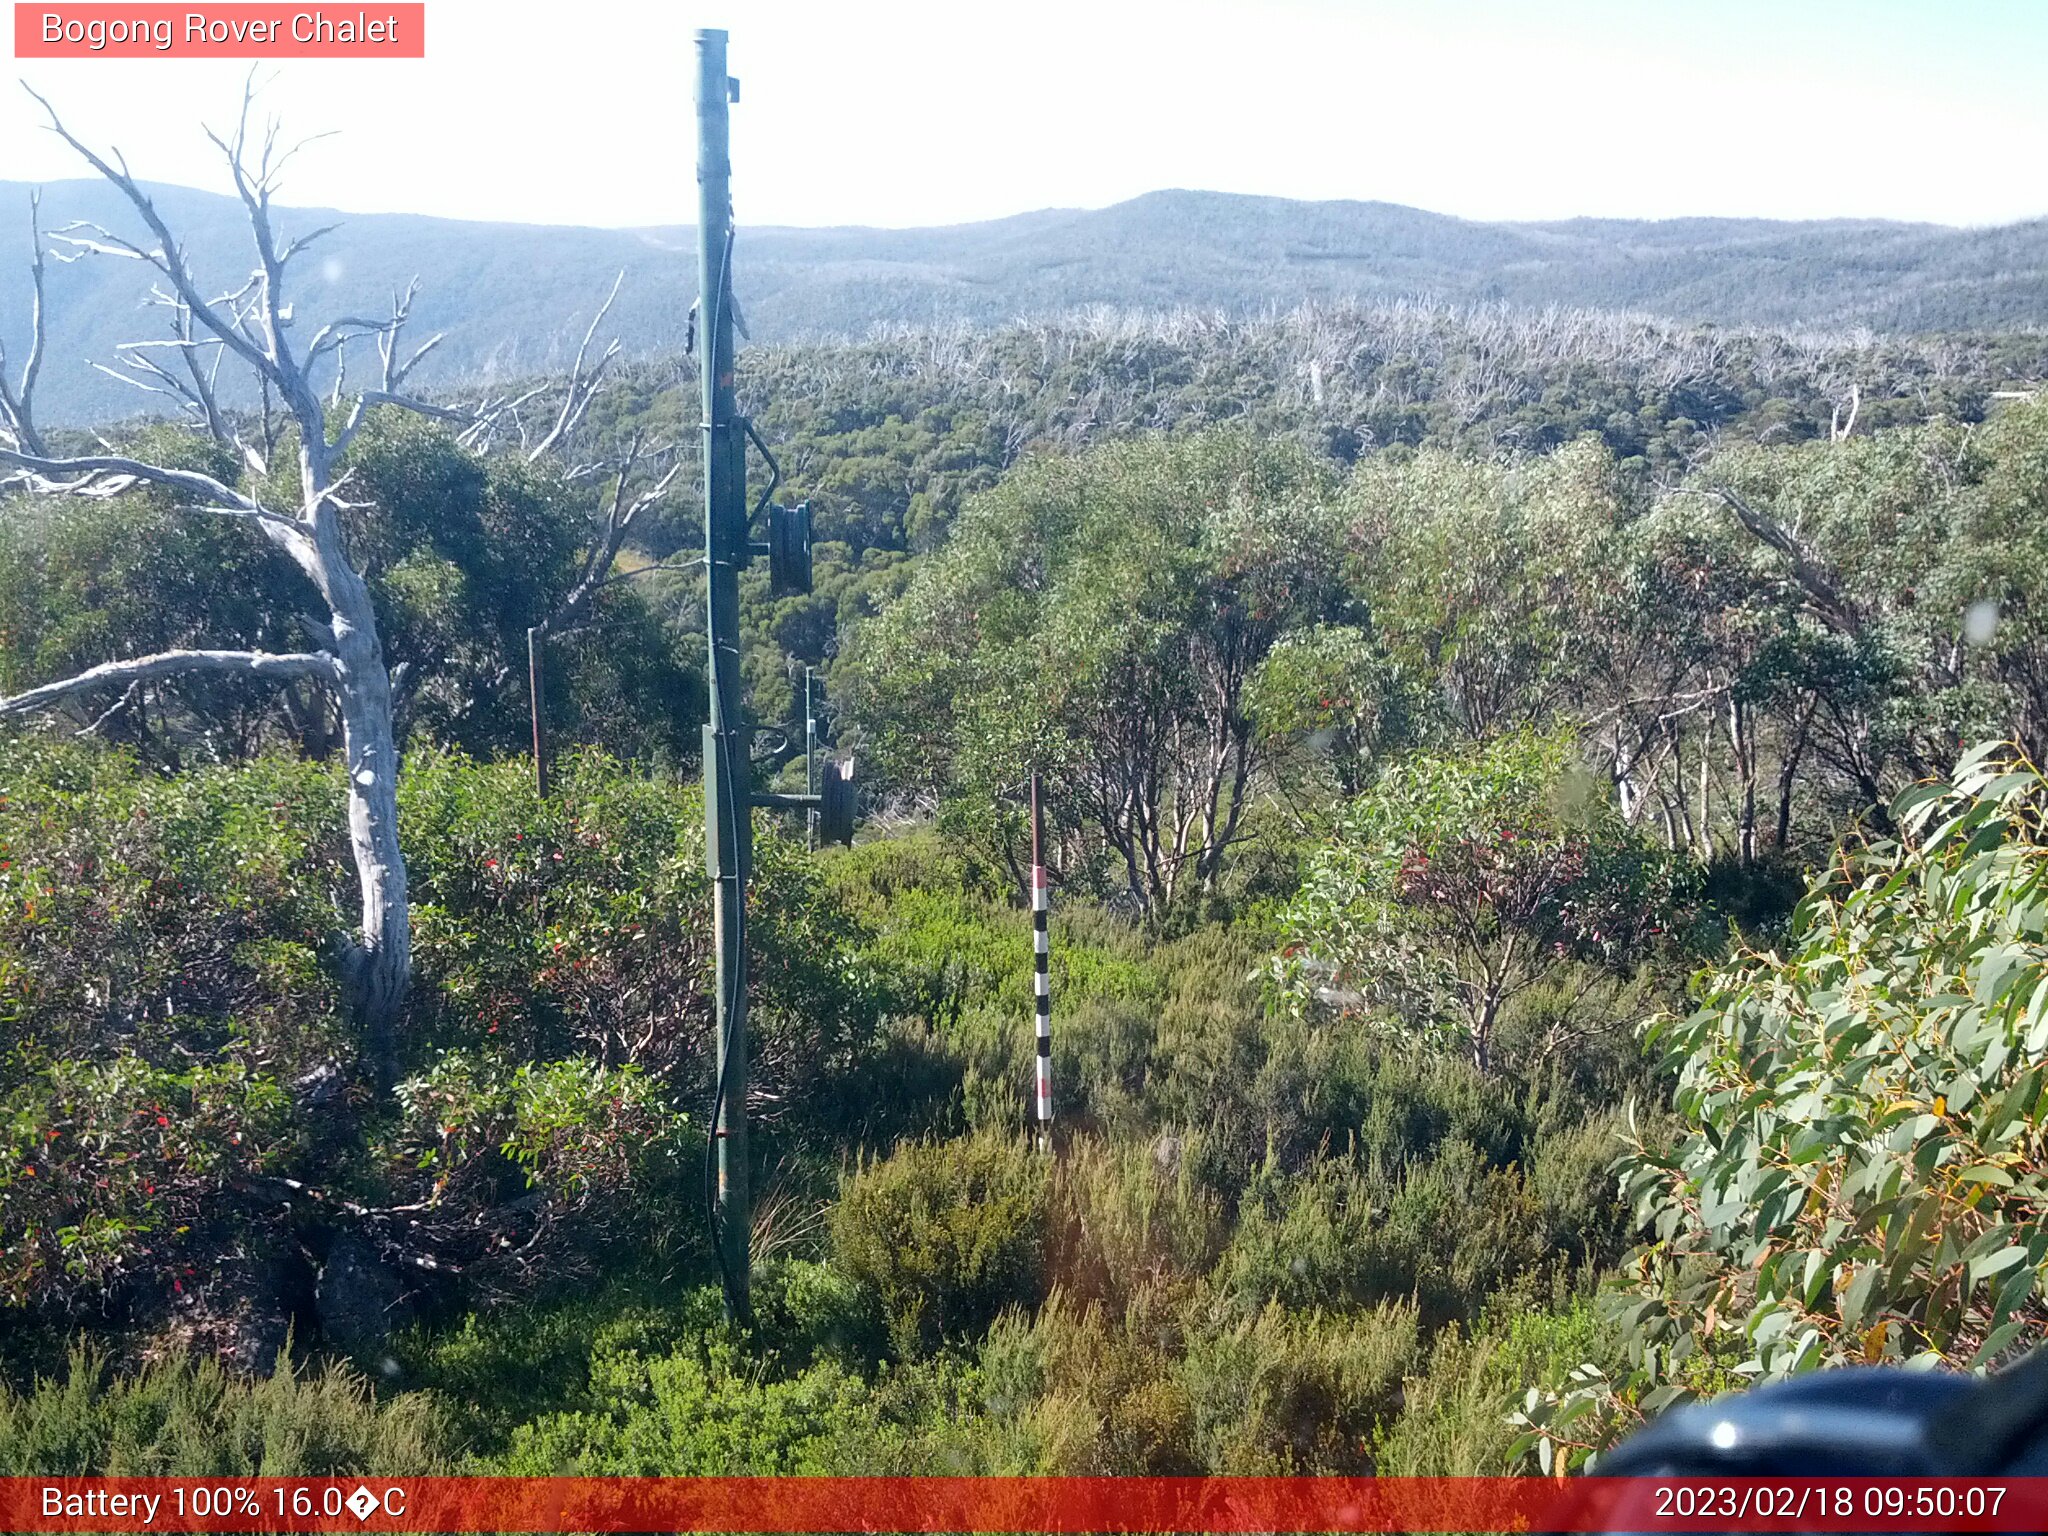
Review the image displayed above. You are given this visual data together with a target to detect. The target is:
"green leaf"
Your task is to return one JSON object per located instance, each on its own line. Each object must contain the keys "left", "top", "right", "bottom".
{"left": 1958, "top": 1164, "right": 2014, "bottom": 1189}
{"left": 1974, "top": 1318, "right": 2029, "bottom": 1367}
{"left": 1968, "top": 1245, "right": 2028, "bottom": 1286}
{"left": 1838, "top": 1264, "right": 1880, "bottom": 1328}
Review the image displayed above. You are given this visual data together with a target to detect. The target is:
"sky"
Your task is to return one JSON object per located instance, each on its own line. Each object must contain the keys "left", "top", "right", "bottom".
{"left": 4, "top": 0, "right": 2046, "bottom": 230}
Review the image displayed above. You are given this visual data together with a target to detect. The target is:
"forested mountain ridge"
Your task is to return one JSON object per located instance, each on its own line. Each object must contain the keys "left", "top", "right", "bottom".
{"left": 4, "top": 178, "right": 2048, "bottom": 422}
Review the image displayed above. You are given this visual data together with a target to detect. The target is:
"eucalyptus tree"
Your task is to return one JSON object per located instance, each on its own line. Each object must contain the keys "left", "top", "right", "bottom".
{"left": 1341, "top": 439, "right": 1627, "bottom": 744}
{"left": 1689, "top": 402, "right": 2048, "bottom": 828}
{"left": 849, "top": 427, "right": 1351, "bottom": 911}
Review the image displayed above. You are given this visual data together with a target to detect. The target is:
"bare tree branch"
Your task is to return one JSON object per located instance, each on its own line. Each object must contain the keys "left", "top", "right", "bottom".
{"left": 0, "top": 444, "right": 303, "bottom": 533}
{"left": 0, "top": 189, "right": 47, "bottom": 455}
{"left": 525, "top": 270, "right": 624, "bottom": 462}
{"left": 330, "top": 388, "right": 473, "bottom": 459}
{"left": 23, "top": 83, "right": 283, "bottom": 391}
{"left": 1697, "top": 485, "right": 1861, "bottom": 637}
{"left": 73, "top": 681, "right": 141, "bottom": 737}
{"left": 0, "top": 648, "right": 338, "bottom": 718}
{"left": 1831, "top": 382, "right": 1860, "bottom": 443}
{"left": 202, "top": 82, "right": 309, "bottom": 404}
{"left": 538, "top": 435, "right": 684, "bottom": 638}
{"left": 94, "top": 317, "right": 234, "bottom": 447}
{"left": 5, "top": 80, "right": 644, "bottom": 1085}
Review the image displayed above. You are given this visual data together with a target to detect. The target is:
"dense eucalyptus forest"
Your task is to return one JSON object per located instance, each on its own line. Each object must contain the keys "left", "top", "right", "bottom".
{"left": 5, "top": 156, "right": 2048, "bottom": 1477}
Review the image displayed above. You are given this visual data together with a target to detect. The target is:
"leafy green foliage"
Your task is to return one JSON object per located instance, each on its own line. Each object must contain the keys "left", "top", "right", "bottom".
{"left": 342, "top": 415, "right": 701, "bottom": 764}
{"left": 1278, "top": 731, "right": 1692, "bottom": 1070}
{"left": 0, "top": 432, "right": 309, "bottom": 763}
{"left": 1247, "top": 622, "right": 1421, "bottom": 798}
{"left": 1374, "top": 1298, "right": 1613, "bottom": 1475}
{"left": 1346, "top": 442, "right": 1629, "bottom": 740}
{"left": 2, "top": 1057, "right": 290, "bottom": 1310}
{"left": 848, "top": 426, "right": 1350, "bottom": 912}
{"left": 1515, "top": 743, "right": 2048, "bottom": 1471}
{"left": 501, "top": 1348, "right": 875, "bottom": 1476}
{"left": 0, "top": 416, "right": 699, "bottom": 768}
{"left": 24, "top": 284, "right": 2048, "bottom": 1478}
{"left": 0, "top": 741, "right": 883, "bottom": 1345}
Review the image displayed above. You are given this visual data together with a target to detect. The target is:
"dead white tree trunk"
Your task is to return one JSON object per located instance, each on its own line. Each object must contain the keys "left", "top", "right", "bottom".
{"left": 0, "top": 190, "right": 48, "bottom": 456}
{"left": 0, "top": 84, "right": 489, "bottom": 1088}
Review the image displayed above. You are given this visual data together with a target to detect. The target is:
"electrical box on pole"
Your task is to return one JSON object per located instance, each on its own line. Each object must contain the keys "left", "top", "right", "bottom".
{"left": 694, "top": 26, "right": 853, "bottom": 1323}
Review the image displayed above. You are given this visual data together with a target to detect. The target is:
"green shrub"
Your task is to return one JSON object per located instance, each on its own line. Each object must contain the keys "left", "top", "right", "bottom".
{"left": 1213, "top": 1137, "right": 1610, "bottom": 1331}
{"left": 402, "top": 747, "right": 881, "bottom": 1106}
{"left": 0, "top": 738, "right": 351, "bottom": 1084}
{"left": 745, "top": 1259, "right": 888, "bottom": 1371}
{"left": 0, "top": 1350, "right": 450, "bottom": 1475}
{"left": 975, "top": 1293, "right": 1204, "bottom": 1474}
{"left": 1628, "top": 743, "right": 2048, "bottom": 1379}
{"left": 1, "top": 740, "right": 890, "bottom": 1348}
{"left": 1276, "top": 729, "right": 1692, "bottom": 1073}
{"left": 3, "top": 1055, "right": 291, "bottom": 1309}
{"left": 498, "top": 1350, "right": 876, "bottom": 1475}
{"left": 1374, "top": 1298, "right": 1610, "bottom": 1475}
{"left": 831, "top": 1134, "right": 1050, "bottom": 1357}
{"left": 1178, "top": 1298, "right": 1417, "bottom": 1472}
{"left": 1047, "top": 1136, "right": 1228, "bottom": 1313}
{"left": 1215, "top": 1160, "right": 1380, "bottom": 1314}
{"left": 398, "top": 1281, "right": 721, "bottom": 1450}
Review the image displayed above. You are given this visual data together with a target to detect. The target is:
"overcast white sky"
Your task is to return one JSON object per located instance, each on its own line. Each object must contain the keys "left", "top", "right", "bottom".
{"left": 5, "top": 0, "right": 2046, "bottom": 229}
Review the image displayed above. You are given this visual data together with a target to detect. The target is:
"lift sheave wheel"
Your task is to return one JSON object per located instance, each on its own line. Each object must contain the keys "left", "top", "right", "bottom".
{"left": 768, "top": 500, "right": 813, "bottom": 597}
{"left": 818, "top": 757, "right": 857, "bottom": 846}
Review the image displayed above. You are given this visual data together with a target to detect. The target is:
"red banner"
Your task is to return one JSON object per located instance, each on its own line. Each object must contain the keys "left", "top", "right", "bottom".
{"left": 13, "top": 4, "right": 424, "bottom": 57}
{"left": 4, "top": 1476, "right": 2048, "bottom": 1532}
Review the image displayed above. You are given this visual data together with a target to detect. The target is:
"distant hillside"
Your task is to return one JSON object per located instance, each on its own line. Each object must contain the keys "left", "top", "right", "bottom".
{"left": 2, "top": 181, "right": 2045, "bottom": 423}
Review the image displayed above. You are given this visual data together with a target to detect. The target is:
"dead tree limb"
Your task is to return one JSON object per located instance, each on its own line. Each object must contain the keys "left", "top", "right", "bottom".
{"left": 1, "top": 648, "right": 338, "bottom": 717}
{"left": 0, "top": 189, "right": 47, "bottom": 456}
{"left": 536, "top": 433, "right": 684, "bottom": 640}
{"left": 524, "top": 269, "right": 623, "bottom": 463}
{"left": 1699, "top": 485, "right": 1860, "bottom": 637}
{"left": 521, "top": 431, "right": 682, "bottom": 789}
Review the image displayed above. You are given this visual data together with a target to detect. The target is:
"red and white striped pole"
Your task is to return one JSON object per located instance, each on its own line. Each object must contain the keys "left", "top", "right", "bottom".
{"left": 1030, "top": 769, "right": 1052, "bottom": 1149}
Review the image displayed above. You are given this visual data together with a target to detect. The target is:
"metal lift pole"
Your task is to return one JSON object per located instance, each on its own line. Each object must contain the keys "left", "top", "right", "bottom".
{"left": 805, "top": 666, "right": 818, "bottom": 853}
{"left": 696, "top": 25, "right": 751, "bottom": 1322}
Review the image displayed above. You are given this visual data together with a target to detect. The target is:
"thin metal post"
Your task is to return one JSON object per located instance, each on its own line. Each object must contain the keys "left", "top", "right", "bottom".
{"left": 527, "top": 625, "right": 549, "bottom": 797}
{"left": 697, "top": 25, "right": 750, "bottom": 1321}
{"left": 804, "top": 666, "right": 818, "bottom": 852}
{"left": 1030, "top": 770, "right": 1052, "bottom": 1149}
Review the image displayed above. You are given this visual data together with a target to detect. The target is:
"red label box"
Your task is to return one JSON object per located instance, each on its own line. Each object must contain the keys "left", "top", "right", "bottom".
{"left": 14, "top": 4, "right": 425, "bottom": 57}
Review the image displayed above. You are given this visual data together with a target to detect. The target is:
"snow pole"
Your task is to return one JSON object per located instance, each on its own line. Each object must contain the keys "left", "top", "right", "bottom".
{"left": 1030, "top": 770, "right": 1052, "bottom": 1149}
